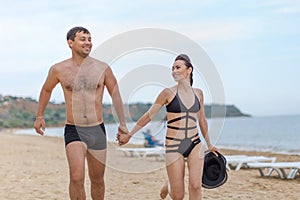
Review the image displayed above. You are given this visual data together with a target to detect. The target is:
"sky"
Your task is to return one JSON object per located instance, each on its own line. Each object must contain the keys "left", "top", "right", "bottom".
{"left": 0, "top": 0, "right": 299, "bottom": 116}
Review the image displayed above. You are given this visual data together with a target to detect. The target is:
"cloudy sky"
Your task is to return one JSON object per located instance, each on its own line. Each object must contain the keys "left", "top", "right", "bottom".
{"left": 1, "top": 0, "right": 299, "bottom": 116}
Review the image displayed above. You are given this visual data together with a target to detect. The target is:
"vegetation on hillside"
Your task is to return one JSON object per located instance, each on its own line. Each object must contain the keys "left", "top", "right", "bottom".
{"left": 0, "top": 95, "right": 250, "bottom": 128}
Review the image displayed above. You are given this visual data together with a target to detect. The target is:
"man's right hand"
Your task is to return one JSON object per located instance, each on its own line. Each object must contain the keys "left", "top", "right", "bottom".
{"left": 117, "top": 126, "right": 131, "bottom": 145}
{"left": 34, "top": 118, "right": 45, "bottom": 136}
{"left": 117, "top": 133, "right": 131, "bottom": 146}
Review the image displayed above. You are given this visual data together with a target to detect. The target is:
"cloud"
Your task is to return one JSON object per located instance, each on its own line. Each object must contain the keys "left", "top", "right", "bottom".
{"left": 177, "top": 20, "right": 257, "bottom": 42}
{"left": 261, "top": 0, "right": 300, "bottom": 14}
{"left": 272, "top": 6, "right": 300, "bottom": 14}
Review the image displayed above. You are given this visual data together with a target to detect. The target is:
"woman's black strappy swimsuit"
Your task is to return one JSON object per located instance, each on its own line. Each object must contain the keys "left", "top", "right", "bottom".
{"left": 165, "top": 89, "right": 201, "bottom": 158}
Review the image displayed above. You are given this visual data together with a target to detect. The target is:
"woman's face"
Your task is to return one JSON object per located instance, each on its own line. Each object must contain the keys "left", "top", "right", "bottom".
{"left": 172, "top": 60, "right": 191, "bottom": 82}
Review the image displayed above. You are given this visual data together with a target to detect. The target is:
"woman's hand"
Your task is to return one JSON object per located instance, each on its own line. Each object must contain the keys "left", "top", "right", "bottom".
{"left": 208, "top": 145, "right": 218, "bottom": 156}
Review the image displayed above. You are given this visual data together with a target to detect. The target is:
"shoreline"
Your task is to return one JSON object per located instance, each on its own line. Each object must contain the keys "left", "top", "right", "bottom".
{"left": 12, "top": 127, "right": 300, "bottom": 156}
{"left": 218, "top": 145, "right": 300, "bottom": 156}
{"left": 0, "top": 130, "right": 299, "bottom": 199}
{"left": 5, "top": 128, "right": 300, "bottom": 157}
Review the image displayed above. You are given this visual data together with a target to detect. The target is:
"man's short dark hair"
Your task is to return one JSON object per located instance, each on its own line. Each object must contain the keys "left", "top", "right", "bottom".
{"left": 66, "top": 26, "right": 90, "bottom": 41}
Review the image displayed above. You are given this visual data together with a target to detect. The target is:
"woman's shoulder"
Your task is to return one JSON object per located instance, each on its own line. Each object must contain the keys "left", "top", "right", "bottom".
{"left": 161, "top": 86, "right": 177, "bottom": 95}
{"left": 193, "top": 88, "right": 204, "bottom": 100}
{"left": 193, "top": 87, "right": 203, "bottom": 93}
{"left": 156, "top": 86, "right": 177, "bottom": 101}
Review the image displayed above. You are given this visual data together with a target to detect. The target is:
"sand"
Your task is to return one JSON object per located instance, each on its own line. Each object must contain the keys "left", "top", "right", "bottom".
{"left": 0, "top": 129, "right": 299, "bottom": 200}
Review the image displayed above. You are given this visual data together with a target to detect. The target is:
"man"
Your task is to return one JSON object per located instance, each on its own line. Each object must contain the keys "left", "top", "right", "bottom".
{"left": 143, "top": 129, "right": 163, "bottom": 147}
{"left": 34, "top": 26, "right": 128, "bottom": 200}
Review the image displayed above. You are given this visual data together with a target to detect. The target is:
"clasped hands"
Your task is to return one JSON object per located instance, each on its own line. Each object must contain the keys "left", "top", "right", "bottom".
{"left": 116, "top": 126, "right": 131, "bottom": 146}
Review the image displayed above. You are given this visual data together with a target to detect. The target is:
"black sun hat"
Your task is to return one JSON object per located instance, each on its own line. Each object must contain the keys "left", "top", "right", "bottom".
{"left": 202, "top": 151, "right": 228, "bottom": 189}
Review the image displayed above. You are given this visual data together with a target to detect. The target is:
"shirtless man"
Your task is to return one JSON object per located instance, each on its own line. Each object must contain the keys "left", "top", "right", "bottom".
{"left": 34, "top": 26, "right": 128, "bottom": 200}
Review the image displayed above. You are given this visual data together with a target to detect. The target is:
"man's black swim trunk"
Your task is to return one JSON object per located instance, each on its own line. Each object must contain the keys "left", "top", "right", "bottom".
{"left": 64, "top": 123, "right": 107, "bottom": 150}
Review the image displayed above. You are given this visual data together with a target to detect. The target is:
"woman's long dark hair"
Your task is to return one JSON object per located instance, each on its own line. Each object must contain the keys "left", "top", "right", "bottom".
{"left": 175, "top": 54, "right": 194, "bottom": 86}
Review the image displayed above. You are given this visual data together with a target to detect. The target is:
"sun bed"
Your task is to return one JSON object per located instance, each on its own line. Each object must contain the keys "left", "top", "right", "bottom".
{"left": 225, "top": 155, "right": 276, "bottom": 171}
{"left": 247, "top": 162, "right": 300, "bottom": 179}
{"left": 224, "top": 155, "right": 247, "bottom": 171}
{"left": 142, "top": 147, "right": 165, "bottom": 161}
{"left": 117, "top": 147, "right": 165, "bottom": 160}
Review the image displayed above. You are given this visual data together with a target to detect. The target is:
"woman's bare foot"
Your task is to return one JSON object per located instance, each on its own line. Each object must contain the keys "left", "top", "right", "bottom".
{"left": 160, "top": 181, "right": 169, "bottom": 199}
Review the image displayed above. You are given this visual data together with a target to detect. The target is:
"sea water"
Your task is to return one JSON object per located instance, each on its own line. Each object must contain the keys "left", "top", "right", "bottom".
{"left": 15, "top": 115, "right": 300, "bottom": 155}
{"left": 216, "top": 115, "right": 300, "bottom": 154}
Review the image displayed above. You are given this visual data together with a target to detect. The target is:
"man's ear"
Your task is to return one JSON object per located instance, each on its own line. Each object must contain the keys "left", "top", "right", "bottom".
{"left": 67, "top": 39, "right": 73, "bottom": 49}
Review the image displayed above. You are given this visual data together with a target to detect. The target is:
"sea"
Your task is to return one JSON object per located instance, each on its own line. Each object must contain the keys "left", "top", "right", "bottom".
{"left": 15, "top": 115, "right": 300, "bottom": 155}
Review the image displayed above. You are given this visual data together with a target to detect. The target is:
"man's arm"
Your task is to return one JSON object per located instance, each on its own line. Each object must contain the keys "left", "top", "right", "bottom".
{"left": 104, "top": 66, "right": 128, "bottom": 132}
{"left": 34, "top": 66, "right": 59, "bottom": 135}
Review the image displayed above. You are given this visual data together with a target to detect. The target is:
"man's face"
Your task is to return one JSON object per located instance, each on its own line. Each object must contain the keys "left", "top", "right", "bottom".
{"left": 69, "top": 31, "right": 92, "bottom": 57}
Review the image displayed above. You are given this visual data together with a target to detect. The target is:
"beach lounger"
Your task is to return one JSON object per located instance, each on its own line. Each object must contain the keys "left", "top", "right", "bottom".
{"left": 247, "top": 162, "right": 300, "bottom": 179}
{"left": 117, "top": 147, "right": 165, "bottom": 160}
{"left": 225, "top": 155, "right": 276, "bottom": 171}
{"left": 224, "top": 155, "right": 247, "bottom": 171}
{"left": 142, "top": 147, "right": 165, "bottom": 161}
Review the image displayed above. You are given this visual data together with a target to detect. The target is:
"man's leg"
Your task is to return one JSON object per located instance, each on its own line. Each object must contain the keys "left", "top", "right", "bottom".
{"left": 66, "top": 141, "right": 87, "bottom": 200}
{"left": 86, "top": 149, "right": 107, "bottom": 200}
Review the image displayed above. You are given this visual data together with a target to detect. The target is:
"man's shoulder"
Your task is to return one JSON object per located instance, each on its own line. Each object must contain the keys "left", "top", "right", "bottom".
{"left": 89, "top": 57, "right": 109, "bottom": 68}
{"left": 52, "top": 58, "right": 71, "bottom": 69}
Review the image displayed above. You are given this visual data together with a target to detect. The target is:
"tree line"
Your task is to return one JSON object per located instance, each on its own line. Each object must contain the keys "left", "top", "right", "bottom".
{"left": 0, "top": 95, "right": 250, "bottom": 128}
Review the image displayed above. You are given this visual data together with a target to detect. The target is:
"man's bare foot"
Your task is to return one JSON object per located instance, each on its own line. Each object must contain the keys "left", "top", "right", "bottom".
{"left": 160, "top": 181, "right": 169, "bottom": 199}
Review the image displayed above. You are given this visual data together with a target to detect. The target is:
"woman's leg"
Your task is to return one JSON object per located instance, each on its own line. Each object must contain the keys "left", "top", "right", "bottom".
{"left": 187, "top": 143, "right": 205, "bottom": 200}
{"left": 164, "top": 153, "right": 186, "bottom": 200}
{"left": 160, "top": 179, "right": 169, "bottom": 199}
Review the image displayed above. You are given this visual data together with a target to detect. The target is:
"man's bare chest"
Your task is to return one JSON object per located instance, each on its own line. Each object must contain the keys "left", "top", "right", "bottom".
{"left": 59, "top": 68, "right": 105, "bottom": 92}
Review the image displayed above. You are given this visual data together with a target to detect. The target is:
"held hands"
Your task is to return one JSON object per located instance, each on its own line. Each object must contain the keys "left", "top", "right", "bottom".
{"left": 34, "top": 117, "right": 45, "bottom": 136}
{"left": 117, "top": 125, "right": 130, "bottom": 146}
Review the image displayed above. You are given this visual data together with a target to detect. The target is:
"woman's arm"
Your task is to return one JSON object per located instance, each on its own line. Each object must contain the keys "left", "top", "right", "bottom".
{"left": 118, "top": 88, "right": 169, "bottom": 145}
{"left": 196, "top": 89, "right": 217, "bottom": 152}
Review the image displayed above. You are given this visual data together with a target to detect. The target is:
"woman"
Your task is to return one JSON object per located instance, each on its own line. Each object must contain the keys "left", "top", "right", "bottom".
{"left": 118, "top": 54, "right": 217, "bottom": 199}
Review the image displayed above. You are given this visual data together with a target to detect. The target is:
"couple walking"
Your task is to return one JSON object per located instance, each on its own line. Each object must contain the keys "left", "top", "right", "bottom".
{"left": 34, "top": 26, "right": 217, "bottom": 200}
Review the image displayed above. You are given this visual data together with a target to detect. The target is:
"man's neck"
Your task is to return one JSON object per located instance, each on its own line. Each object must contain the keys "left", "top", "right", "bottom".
{"left": 71, "top": 54, "right": 89, "bottom": 66}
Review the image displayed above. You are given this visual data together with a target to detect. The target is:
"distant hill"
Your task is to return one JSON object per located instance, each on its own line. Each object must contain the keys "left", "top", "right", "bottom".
{"left": 0, "top": 95, "right": 250, "bottom": 128}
